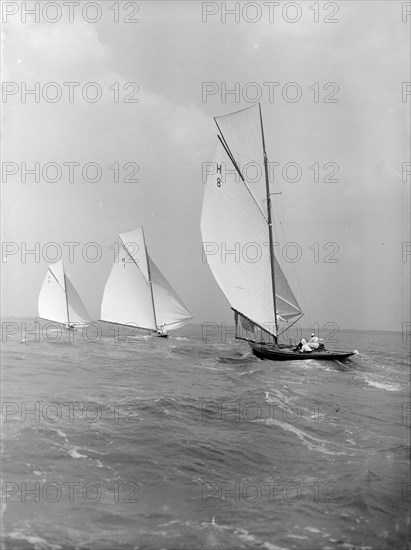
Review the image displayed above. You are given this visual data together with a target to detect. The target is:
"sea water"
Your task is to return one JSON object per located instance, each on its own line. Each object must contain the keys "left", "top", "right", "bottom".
{"left": 1, "top": 319, "right": 410, "bottom": 549}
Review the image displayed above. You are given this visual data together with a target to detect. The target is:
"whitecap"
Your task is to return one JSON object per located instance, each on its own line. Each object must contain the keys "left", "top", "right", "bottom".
{"left": 68, "top": 448, "right": 87, "bottom": 459}
{"left": 9, "top": 532, "right": 62, "bottom": 550}
{"left": 364, "top": 379, "right": 403, "bottom": 392}
{"left": 255, "top": 417, "right": 351, "bottom": 456}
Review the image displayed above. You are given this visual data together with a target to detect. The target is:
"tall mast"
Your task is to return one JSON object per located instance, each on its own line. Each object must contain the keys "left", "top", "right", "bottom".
{"left": 259, "top": 103, "right": 278, "bottom": 338}
{"left": 142, "top": 228, "right": 158, "bottom": 330}
{"left": 63, "top": 267, "right": 71, "bottom": 326}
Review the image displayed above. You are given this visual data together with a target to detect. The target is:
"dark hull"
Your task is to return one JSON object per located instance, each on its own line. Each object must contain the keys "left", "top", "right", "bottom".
{"left": 156, "top": 334, "right": 169, "bottom": 338}
{"left": 251, "top": 343, "right": 356, "bottom": 362}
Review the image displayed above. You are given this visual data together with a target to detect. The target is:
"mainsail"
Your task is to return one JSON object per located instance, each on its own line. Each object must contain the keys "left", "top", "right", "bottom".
{"left": 38, "top": 260, "right": 91, "bottom": 326}
{"left": 100, "top": 227, "right": 192, "bottom": 332}
{"left": 200, "top": 104, "right": 302, "bottom": 342}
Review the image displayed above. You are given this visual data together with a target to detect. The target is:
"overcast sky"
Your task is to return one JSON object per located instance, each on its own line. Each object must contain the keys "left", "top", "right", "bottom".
{"left": 1, "top": 1, "right": 410, "bottom": 331}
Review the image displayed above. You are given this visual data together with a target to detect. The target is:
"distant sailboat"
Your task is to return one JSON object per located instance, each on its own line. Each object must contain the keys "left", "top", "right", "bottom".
{"left": 100, "top": 226, "right": 192, "bottom": 337}
{"left": 38, "top": 259, "right": 91, "bottom": 330}
{"left": 201, "top": 104, "right": 355, "bottom": 361}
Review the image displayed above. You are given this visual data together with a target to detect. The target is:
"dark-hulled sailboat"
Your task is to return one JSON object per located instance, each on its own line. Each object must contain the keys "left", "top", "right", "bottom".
{"left": 200, "top": 104, "right": 355, "bottom": 361}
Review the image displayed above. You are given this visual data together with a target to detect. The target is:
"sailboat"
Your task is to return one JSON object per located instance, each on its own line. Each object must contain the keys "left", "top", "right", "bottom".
{"left": 100, "top": 226, "right": 192, "bottom": 337}
{"left": 38, "top": 259, "right": 91, "bottom": 330}
{"left": 200, "top": 104, "right": 356, "bottom": 361}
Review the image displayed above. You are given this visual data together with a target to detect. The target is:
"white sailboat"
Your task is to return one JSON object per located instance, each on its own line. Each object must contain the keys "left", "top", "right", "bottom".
{"left": 38, "top": 259, "right": 91, "bottom": 329}
{"left": 100, "top": 226, "right": 192, "bottom": 337}
{"left": 201, "top": 103, "right": 355, "bottom": 361}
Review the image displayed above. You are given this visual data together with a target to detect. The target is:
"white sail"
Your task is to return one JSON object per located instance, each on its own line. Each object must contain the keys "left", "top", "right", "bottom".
{"left": 149, "top": 256, "right": 193, "bottom": 330}
{"left": 214, "top": 104, "right": 267, "bottom": 213}
{"left": 66, "top": 278, "right": 92, "bottom": 325}
{"left": 100, "top": 226, "right": 192, "bottom": 332}
{"left": 38, "top": 260, "right": 90, "bottom": 325}
{"left": 38, "top": 260, "right": 67, "bottom": 324}
{"left": 201, "top": 105, "right": 302, "bottom": 339}
{"left": 201, "top": 141, "right": 277, "bottom": 335}
{"left": 119, "top": 227, "right": 151, "bottom": 284}
{"left": 100, "top": 228, "right": 156, "bottom": 330}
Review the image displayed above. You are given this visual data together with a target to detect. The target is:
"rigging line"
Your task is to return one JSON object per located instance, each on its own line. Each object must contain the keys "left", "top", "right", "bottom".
{"left": 214, "top": 121, "right": 268, "bottom": 224}
{"left": 235, "top": 336, "right": 257, "bottom": 343}
{"left": 118, "top": 234, "right": 157, "bottom": 324}
{"left": 118, "top": 234, "right": 149, "bottom": 278}
{"left": 216, "top": 103, "right": 257, "bottom": 119}
{"left": 259, "top": 102, "right": 279, "bottom": 338}
{"left": 48, "top": 265, "right": 65, "bottom": 291}
{"left": 270, "top": 166, "right": 306, "bottom": 319}
{"left": 216, "top": 135, "right": 243, "bottom": 183}
{"left": 278, "top": 314, "right": 304, "bottom": 338}
{"left": 63, "top": 272, "right": 70, "bottom": 325}
{"left": 273, "top": 188, "right": 308, "bottom": 322}
{"left": 141, "top": 228, "right": 158, "bottom": 330}
{"left": 276, "top": 295, "right": 303, "bottom": 311}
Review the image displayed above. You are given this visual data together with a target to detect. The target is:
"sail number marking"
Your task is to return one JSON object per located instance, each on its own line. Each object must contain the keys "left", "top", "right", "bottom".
{"left": 217, "top": 163, "right": 222, "bottom": 187}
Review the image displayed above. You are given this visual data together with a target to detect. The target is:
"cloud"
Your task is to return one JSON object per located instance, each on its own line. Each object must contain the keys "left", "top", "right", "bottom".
{"left": 2, "top": 1, "right": 409, "bottom": 330}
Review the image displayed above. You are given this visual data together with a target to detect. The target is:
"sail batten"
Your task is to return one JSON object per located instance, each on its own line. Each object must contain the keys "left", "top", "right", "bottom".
{"left": 201, "top": 104, "right": 302, "bottom": 338}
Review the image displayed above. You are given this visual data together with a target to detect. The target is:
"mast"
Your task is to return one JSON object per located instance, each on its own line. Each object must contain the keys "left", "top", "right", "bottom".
{"left": 142, "top": 228, "right": 158, "bottom": 330}
{"left": 259, "top": 103, "right": 278, "bottom": 339}
{"left": 63, "top": 269, "right": 70, "bottom": 326}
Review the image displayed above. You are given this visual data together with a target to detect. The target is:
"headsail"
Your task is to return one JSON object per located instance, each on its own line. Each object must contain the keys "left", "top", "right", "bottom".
{"left": 200, "top": 104, "right": 302, "bottom": 341}
{"left": 38, "top": 259, "right": 90, "bottom": 326}
{"left": 100, "top": 227, "right": 192, "bottom": 331}
{"left": 149, "top": 256, "right": 193, "bottom": 330}
{"left": 65, "top": 278, "right": 92, "bottom": 325}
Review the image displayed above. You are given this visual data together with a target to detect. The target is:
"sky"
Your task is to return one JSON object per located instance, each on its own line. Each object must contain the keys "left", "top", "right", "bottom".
{"left": 1, "top": 0, "right": 410, "bottom": 332}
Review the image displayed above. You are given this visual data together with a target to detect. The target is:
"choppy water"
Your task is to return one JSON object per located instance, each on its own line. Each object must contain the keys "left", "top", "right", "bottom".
{"left": 1, "top": 319, "right": 410, "bottom": 550}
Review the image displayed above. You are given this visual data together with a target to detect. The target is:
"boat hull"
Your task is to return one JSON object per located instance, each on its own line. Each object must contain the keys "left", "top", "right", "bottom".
{"left": 250, "top": 343, "right": 356, "bottom": 362}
